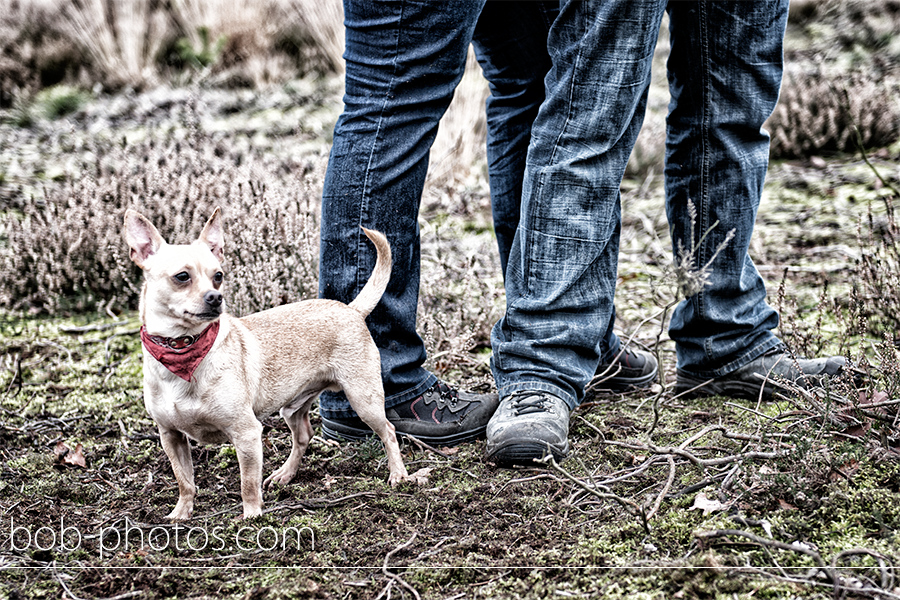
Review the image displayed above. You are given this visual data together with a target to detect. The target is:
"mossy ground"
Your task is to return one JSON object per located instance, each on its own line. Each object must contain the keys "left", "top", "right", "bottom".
{"left": 1, "top": 297, "right": 899, "bottom": 598}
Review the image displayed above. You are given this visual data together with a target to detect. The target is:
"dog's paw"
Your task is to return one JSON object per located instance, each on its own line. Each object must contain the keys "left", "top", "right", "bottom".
{"left": 263, "top": 469, "right": 296, "bottom": 488}
{"left": 166, "top": 504, "right": 193, "bottom": 522}
{"left": 387, "top": 468, "right": 411, "bottom": 488}
{"left": 241, "top": 504, "right": 264, "bottom": 519}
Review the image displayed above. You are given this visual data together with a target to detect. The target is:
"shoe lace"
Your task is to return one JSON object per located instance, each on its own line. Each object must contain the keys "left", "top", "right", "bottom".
{"left": 427, "top": 381, "right": 460, "bottom": 408}
{"left": 621, "top": 347, "right": 641, "bottom": 365}
{"left": 510, "top": 393, "right": 551, "bottom": 415}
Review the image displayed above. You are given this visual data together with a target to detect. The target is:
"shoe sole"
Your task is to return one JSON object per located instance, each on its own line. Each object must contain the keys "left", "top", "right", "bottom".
{"left": 321, "top": 420, "right": 487, "bottom": 447}
{"left": 485, "top": 440, "right": 569, "bottom": 467}
{"left": 675, "top": 373, "right": 777, "bottom": 401}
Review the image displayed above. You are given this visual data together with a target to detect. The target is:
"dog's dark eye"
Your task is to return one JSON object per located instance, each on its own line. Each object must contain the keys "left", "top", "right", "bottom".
{"left": 173, "top": 272, "right": 190, "bottom": 284}
{"left": 213, "top": 272, "right": 224, "bottom": 285}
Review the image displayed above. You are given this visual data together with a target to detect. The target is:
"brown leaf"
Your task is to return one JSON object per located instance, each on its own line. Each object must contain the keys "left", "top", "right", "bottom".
{"left": 54, "top": 441, "right": 70, "bottom": 459}
{"left": 842, "top": 423, "right": 870, "bottom": 438}
{"left": 858, "top": 390, "right": 890, "bottom": 405}
{"left": 830, "top": 459, "right": 861, "bottom": 483}
{"left": 62, "top": 443, "right": 86, "bottom": 468}
{"left": 407, "top": 467, "right": 434, "bottom": 485}
{"left": 777, "top": 498, "right": 797, "bottom": 511}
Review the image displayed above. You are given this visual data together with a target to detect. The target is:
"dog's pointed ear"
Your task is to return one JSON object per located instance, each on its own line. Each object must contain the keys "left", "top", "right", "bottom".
{"left": 124, "top": 209, "right": 165, "bottom": 268}
{"left": 199, "top": 207, "right": 224, "bottom": 261}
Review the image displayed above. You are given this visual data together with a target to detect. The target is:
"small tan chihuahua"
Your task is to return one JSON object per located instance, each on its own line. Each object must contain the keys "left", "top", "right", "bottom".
{"left": 125, "top": 207, "right": 409, "bottom": 520}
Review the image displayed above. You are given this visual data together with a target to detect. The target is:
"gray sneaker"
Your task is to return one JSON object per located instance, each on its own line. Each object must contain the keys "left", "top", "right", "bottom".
{"left": 485, "top": 391, "right": 570, "bottom": 466}
{"left": 675, "top": 345, "right": 846, "bottom": 401}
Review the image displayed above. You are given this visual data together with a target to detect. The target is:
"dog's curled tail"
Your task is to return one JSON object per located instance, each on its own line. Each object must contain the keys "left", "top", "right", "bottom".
{"left": 348, "top": 228, "right": 392, "bottom": 317}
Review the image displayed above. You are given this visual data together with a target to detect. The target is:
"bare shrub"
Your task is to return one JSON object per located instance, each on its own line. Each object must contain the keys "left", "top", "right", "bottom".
{"left": 168, "top": 0, "right": 298, "bottom": 87}
{"left": 769, "top": 66, "right": 900, "bottom": 159}
{"left": 418, "top": 221, "right": 503, "bottom": 390}
{"left": 0, "top": 0, "right": 87, "bottom": 106}
{"left": 423, "top": 49, "right": 489, "bottom": 199}
{"left": 848, "top": 196, "right": 900, "bottom": 338}
{"left": 1, "top": 0, "right": 348, "bottom": 92}
{"left": 625, "top": 107, "right": 665, "bottom": 180}
{"left": 0, "top": 124, "right": 322, "bottom": 315}
{"left": 771, "top": 0, "right": 900, "bottom": 158}
{"left": 279, "top": 0, "right": 345, "bottom": 74}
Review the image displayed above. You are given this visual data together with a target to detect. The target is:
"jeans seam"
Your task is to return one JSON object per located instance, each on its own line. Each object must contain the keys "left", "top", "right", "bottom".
{"left": 697, "top": 0, "right": 715, "bottom": 362}
{"left": 355, "top": 1, "right": 406, "bottom": 294}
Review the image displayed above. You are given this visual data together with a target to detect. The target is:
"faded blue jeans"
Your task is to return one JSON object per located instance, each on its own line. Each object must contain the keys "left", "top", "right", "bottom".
{"left": 318, "top": 0, "right": 567, "bottom": 418}
{"left": 492, "top": 0, "right": 787, "bottom": 410}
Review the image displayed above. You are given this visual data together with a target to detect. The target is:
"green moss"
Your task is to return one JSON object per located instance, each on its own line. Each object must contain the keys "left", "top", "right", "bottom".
{"left": 29, "top": 85, "right": 90, "bottom": 121}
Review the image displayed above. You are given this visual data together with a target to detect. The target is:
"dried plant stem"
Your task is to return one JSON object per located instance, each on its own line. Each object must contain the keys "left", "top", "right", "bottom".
{"left": 645, "top": 455, "right": 675, "bottom": 522}
{"left": 697, "top": 529, "right": 900, "bottom": 600}
{"left": 376, "top": 531, "right": 422, "bottom": 600}
{"left": 536, "top": 454, "right": 650, "bottom": 534}
{"left": 601, "top": 438, "right": 786, "bottom": 468}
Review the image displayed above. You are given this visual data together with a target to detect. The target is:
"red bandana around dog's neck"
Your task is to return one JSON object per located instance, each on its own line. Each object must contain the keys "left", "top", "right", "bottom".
{"left": 140, "top": 321, "right": 220, "bottom": 382}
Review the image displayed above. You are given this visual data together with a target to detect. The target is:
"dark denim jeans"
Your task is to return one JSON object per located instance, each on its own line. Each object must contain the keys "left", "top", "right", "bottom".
{"left": 318, "top": 0, "right": 562, "bottom": 418}
{"left": 492, "top": 0, "right": 787, "bottom": 410}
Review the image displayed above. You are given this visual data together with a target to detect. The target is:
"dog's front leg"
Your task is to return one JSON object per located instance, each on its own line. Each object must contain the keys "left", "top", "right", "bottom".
{"left": 231, "top": 419, "right": 265, "bottom": 519}
{"left": 159, "top": 427, "right": 196, "bottom": 521}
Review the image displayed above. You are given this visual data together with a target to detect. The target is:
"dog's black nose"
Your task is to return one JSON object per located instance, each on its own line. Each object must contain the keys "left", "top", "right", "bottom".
{"left": 204, "top": 290, "right": 223, "bottom": 309}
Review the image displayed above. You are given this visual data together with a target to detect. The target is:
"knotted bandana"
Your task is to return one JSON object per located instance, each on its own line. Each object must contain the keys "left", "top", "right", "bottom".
{"left": 140, "top": 321, "right": 220, "bottom": 382}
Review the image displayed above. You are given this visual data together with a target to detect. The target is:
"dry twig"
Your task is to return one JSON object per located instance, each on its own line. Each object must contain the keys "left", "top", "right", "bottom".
{"left": 376, "top": 531, "right": 421, "bottom": 600}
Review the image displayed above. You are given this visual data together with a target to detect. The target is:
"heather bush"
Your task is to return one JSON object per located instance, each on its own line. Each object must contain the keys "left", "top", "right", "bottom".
{"left": 418, "top": 219, "right": 504, "bottom": 389}
{"left": 0, "top": 125, "right": 322, "bottom": 316}
{"left": 849, "top": 194, "right": 900, "bottom": 338}
{"left": 769, "top": 66, "right": 900, "bottom": 159}
{"left": 59, "top": 0, "right": 170, "bottom": 89}
{"left": 0, "top": 0, "right": 345, "bottom": 95}
{"left": 0, "top": 0, "right": 87, "bottom": 107}
{"left": 769, "top": 0, "right": 900, "bottom": 158}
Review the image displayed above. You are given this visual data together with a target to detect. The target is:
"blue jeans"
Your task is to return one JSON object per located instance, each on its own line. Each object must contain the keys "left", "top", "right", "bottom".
{"left": 319, "top": 0, "right": 559, "bottom": 418}
{"left": 491, "top": 0, "right": 787, "bottom": 410}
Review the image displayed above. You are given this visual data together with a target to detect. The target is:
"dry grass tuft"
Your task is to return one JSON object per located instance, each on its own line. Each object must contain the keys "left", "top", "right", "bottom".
{"left": 60, "top": 0, "right": 170, "bottom": 89}
{"left": 279, "top": 0, "right": 345, "bottom": 75}
{"left": 424, "top": 49, "right": 489, "bottom": 195}
{"left": 2, "top": 0, "right": 347, "bottom": 93}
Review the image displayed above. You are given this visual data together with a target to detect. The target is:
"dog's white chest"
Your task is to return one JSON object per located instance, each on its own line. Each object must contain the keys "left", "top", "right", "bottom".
{"left": 143, "top": 361, "right": 229, "bottom": 444}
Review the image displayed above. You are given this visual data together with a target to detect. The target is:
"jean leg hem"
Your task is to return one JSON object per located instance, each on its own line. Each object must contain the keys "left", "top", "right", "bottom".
{"left": 384, "top": 372, "right": 439, "bottom": 407}
{"left": 498, "top": 381, "right": 577, "bottom": 412}
{"left": 318, "top": 371, "right": 439, "bottom": 420}
{"left": 678, "top": 336, "right": 782, "bottom": 380}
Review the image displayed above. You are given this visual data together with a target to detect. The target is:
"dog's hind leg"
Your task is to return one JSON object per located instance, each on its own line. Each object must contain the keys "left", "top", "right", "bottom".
{"left": 159, "top": 427, "right": 197, "bottom": 521}
{"left": 343, "top": 381, "right": 410, "bottom": 486}
{"left": 265, "top": 399, "right": 316, "bottom": 488}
